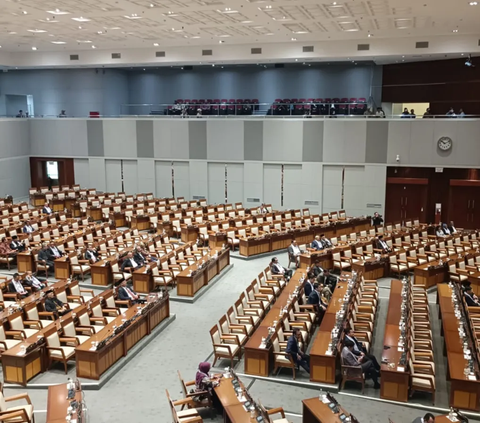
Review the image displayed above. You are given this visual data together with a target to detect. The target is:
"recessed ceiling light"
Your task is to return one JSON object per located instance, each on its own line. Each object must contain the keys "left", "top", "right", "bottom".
{"left": 453, "top": 29, "right": 458, "bottom": 32}
{"left": 22, "top": 10, "right": 27, "bottom": 15}
{"left": 51, "top": 41, "right": 66, "bottom": 44}
{"left": 91, "top": 45, "right": 96, "bottom": 49}
{"left": 150, "top": 3, "right": 154, "bottom": 7}
{"left": 78, "top": 26, "right": 82, "bottom": 29}
{"left": 97, "top": 31, "right": 103, "bottom": 34}
{"left": 77, "top": 40, "right": 92, "bottom": 43}
{"left": 28, "top": 29, "right": 47, "bottom": 33}
{"left": 153, "top": 42, "right": 159, "bottom": 46}
{"left": 124, "top": 14, "right": 142, "bottom": 19}
{"left": 291, "top": 37, "right": 297, "bottom": 41}
{"left": 333, "top": 1, "right": 337, "bottom": 4}
{"left": 31, "top": 47, "right": 37, "bottom": 50}
{"left": 461, "top": 53, "right": 465, "bottom": 56}
{"left": 72, "top": 17, "right": 90, "bottom": 22}
{"left": 294, "top": 31, "right": 308, "bottom": 34}
{"left": 368, "top": 33, "right": 372, "bottom": 37}
{"left": 469, "top": 1, "right": 478, "bottom": 5}
{"left": 47, "top": 9, "right": 70, "bottom": 15}
{"left": 8, "top": 31, "right": 17, "bottom": 34}
{"left": 212, "top": 64, "right": 215, "bottom": 67}
{"left": 241, "top": 20, "right": 253, "bottom": 23}
{"left": 295, "top": 58, "right": 298, "bottom": 61}
{"left": 191, "top": 36, "right": 201, "bottom": 39}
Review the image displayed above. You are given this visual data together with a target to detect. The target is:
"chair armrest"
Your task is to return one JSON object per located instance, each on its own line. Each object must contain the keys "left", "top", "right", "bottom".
{"left": 76, "top": 326, "right": 94, "bottom": 335}
{"left": 90, "top": 317, "right": 107, "bottom": 324}
{"left": 67, "top": 295, "right": 85, "bottom": 303}
{"left": 38, "top": 311, "right": 55, "bottom": 319}
{"left": 47, "top": 346, "right": 66, "bottom": 359}
{"left": 23, "top": 321, "right": 41, "bottom": 329}
{"left": 80, "top": 288, "right": 95, "bottom": 296}
{"left": 60, "top": 337, "right": 79, "bottom": 345}
{"left": 267, "top": 408, "right": 286, "bottom": 418}
{"left": 5, "top": 330, "right": 25, "bottom": 339}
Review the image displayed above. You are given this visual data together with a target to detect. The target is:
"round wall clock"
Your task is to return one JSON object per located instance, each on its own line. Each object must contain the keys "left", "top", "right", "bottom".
{"left": 437, "top": 136, "right": 453, "bottom": 151}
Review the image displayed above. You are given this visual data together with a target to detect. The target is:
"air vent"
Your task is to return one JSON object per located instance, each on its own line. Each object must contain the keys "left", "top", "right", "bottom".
{"left": 247, "top": 197, "right": 260, "bottom": 203}
{"left": 202, "top": 49, "right": 213, "bottom": 56}
{"left": 251, "top": 47, "right": 262, "bottom": 55}
{"left": 155, "top": 51, "right": 165, "bottom": 57}
{"left": 415, "top": 41, "right": 429, "bottom": 49}
{"left": 304, "top": 201, "right": 319, "bottom": 206}
{"left": 192, "top": 195, "right": 205, "bottom": 200}
{"left": 357, "top": 44, "right": 370, "bottom": 51}
{"left": 70, "top": 54, "right": 79, "bottom": 61}
{"left": 366, "top": 203, "right": 382, "bottom": 208}
{"left": 303, "top": 46, "right": 314, "bottom": 53}
{"left": 111, "top": 53, "right": 121, "bottom": 59}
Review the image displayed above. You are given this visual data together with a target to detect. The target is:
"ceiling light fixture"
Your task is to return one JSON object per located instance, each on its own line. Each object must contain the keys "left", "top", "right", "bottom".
{"left": 124, "top": 14, "right": 142, "bottom": 19}
{"left": 51, "top": 41, "right": 66, "bottom": 44}
{"left": 47, "top": 9, "right": 70, "bottom": 15}
{"left": 32, "top": 47, "right": 37, "bottom": 50}
{"left": 291, "top": 37, "right": 297, "bottom": 41}
{"left": 77, "top": 40, "right": 92, "bottom": 43}
{"left": 368, "top": 33, "right": 372, "bottom": 37}
{"left": 22, "top": 10, "right": 27, "bottom": 15}
{"left": 153, "top": 42, "right": 159, "bottom": 46}
{"left": 150, "top": 3, "right": 154, "bottom": 7}
{"left": 91, "top": 45, "right": 96, "bottom": 48}
{"left": 469, "top": 1, "right": 478, "bottom": 5}
{"left": 28, "top": 29, "right": 47, "bottom": 33}
{"left": 72, "top": 17, "right": 90, "bottom": 22}
{"left": 453, "top": 29, "right": 458, "bottom": 32}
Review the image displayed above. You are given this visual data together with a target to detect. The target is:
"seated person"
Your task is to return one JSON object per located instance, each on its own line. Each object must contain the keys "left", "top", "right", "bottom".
{"left": 311, "top": 236, "right": 324, "bottom": 251}
{"left": 121, "top": 252, "right": 142, "bottom": 273}
{"left": 320, "top": 234, "right": 332, "bottom": 249}
{"left": 464, "top": 286, "right": 479, "bottom": 307}
{"left": 259, "top": 203, "right": 268, "bottom": 214}
{"left": 319, "top": 269, "right": 337, "bottom": 290}
{"left": 45, "top": 290, "right": 69, "bottom": 317}
{"left": 304, "top": 275, "right": 315, "bottom": 297}
{"left": 448, "top": 221, "right": 457, "bottom": 234}
{"left": 134, "top": 245, "right": 157, "bottom": 265}
{"left": 0, "top": 237, "right": 17, "bottom": 258}
{"left": 23, "top": 270, "right": 47, "bottom": 291}
{"left": 441, "top": 222, "right": 451, "bottom": 236}
{"left": 118, "top": 280, "right": 145, "bottom": 304}
{"left": 85, "top": 245, "right": 100, "bottom": 264}
{"left": 342, "top": 339, "right": 380, "bottom": 389}
{"left": 286, "top": 327, "right": 310, "bottom": 373}
{"left": 194, "top": 362, "right": 221, "bottom": 409}
{"left": 412, "top": 413, "right": 435, "bottom": 423}
{"left": 38, "top": 243, "right": 54, "bottom": 271}
{"left": 8, "top": 273, "right": 28, "bottom": 299}
{"left": 321, "top": 283, "right": 333, "bottom": 302}
{"left": 375, "top": 235, "right": 391, "bottom": 253}
{"left": 307, "top": 283, "right": 328, "bottom": 320}
{"left": 311, "top": 261, "right": 324, "bottom": 280}
{"left": 371, "top": 212, "right": 383, "bottom": 228}
{"left": 10, "top": 236, "right": 25, "bottom": 252}
{"left": 42, "top": 202, "right": 52, "bottom": 215}
{"left": 47, "top": 241, "right": 63, "bottom": 260}
{"left": 270, "top": 257, "right": 293, "bottom": 280}
{"left": 22, "top": 220, "right": 34, "bottom": 234}
{"left": 436, "top": 225, "right": 446, "bottom": 237}
{"left": 344, "top": 328, "right": 380, "bottom": 371}
{"left": 287, "top": 240, "right": 301, "bottom": 268}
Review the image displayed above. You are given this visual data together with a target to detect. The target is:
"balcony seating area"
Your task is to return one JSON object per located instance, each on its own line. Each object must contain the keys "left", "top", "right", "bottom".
{"left": 270, "top": 97, "right": 368, "bottom": 116}
{"left": 167, "top": 99, "right": 260, "bottom": 116}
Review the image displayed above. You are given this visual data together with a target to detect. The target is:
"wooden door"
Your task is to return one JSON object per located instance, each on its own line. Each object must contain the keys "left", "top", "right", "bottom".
{"left": 449, "top": 186, "right": 480, "bottom": 229}
{"left": 386, "top": 181, "right": 428, "bottom": 223}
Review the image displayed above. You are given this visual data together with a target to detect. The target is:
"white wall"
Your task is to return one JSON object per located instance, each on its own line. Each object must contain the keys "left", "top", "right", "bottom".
{"left": 263, "top": 164, "right": 282, "bottom": 209}
{"left": 73, "top": 158, "right": 90, "bottom": 189}
{"left": 105, "top": 159, "right": 122, "bottom": 193}
{"left": 283, "top": 164, "right": 303, "bottom": 210}
{"left": 322, "top": 166, "right": 343, "bottom": 213}
{"left": 226, "top": 163, "right": 244, "bottom": 204}
{"left": 155, "top": 161, "right": 172, "bottom": 198}
{"left": 173, "top": 162, "right": 190, "bottom": 199}
{"left": 123, "top": 160, "right": 138, "bottom": 195}
{"left": 208, "top": 163, "right": 226, "bottom": 205}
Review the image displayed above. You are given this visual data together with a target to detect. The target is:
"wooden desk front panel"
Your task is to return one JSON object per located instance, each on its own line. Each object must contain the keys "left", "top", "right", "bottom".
{"left": 181, "top": 227, "right": 199, "bottom": 243}
{"left": 54, "top": 259, "right": 71, "bottom": 280}
{"left": 451, "top": 380, "right": 480, "bottom": 411}
{"left": 239, "top": 238, "right": 270, "bottom": 257}
{"left": 149, "top": 299, "right": 170, "bottom": 331}
{"left": 381, "top": 370, "right": 409, "bottom": 402}
{"left": 271, "top": 234, "right": 292, "bottom": 251}
{"left": 17, "top": 253, "right": 34, "bottom": 273}
{"left": 91, "top": 264, "right": 113, "bottom": 286}
{"left": 125, "top": 318, "right": 148, "bottom": 352}
{"left": 133, "top": 271, "right": 153, "bottom": 294}
{"left": 131, "top": 216, "right": 150, "bottom": 231}
{"left": 310, "top": 354, "right": 336, "bottom": 384}
{"left": 177, "top": 271, "right": 204, "bottom": 297}
{"left": 76, "top": 336, "right": 124, "bottom": 380}
{"left": 244, "top": 347, "right": 270, "bottom": 377}
{"left": 2, "top": 349, "right": 43, "bottom": 386}
{"left": 217, "top": 249, "right": 230, "bottom": 272}
{"left": 209, "top": 234, "right": 226, "bottom": 249}
{"left": 205, "top": 261, "right": 218, "bottom": 283}
{"left": 87, "top": 207, "right": 102, "bottom": 221}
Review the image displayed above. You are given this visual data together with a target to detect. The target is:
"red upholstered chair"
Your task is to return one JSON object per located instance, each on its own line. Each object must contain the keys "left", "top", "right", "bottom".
{"left": 358, "top": 97, "right": 367, "bottom": 103}
{"left": 325, "top": 98, "right": 332, "bottom": 103}
{"left": 307, "top": 98, "right": 315, "bottom": 102}
{"left": 315, "top": 98, "right": 323, "bottom": 103}
{"left": 333, "top": 97, "right": 340, "bottom": 103}
{"left": 341, "top": 97, "right": 349, "bottom": 103}
{"left": 184, "top": 99, "right": 191, "bottom": 104}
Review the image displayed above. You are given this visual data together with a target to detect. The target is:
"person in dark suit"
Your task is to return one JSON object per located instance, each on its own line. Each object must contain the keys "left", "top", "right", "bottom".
{"left": 118, "top": 280, "right": 145, "bottom": 304}
{"left": 47, "top": 241, "right": 63, "bottom": 261}
{"left": 464, "top": 286, "right": 479, "bottom": 306}
{"left": 38, "top": 244, "right": 54, "bottom": 271}
{"left": 320, "top": 234, "right": 332, "bottom": 249}
{"left": 42, "top": 203, "right": 52, "bottom": 215}
{"left": 8, "top": 273, "right": 28, "bottom": 298}
{"left": 344, "top": 328, "right": 380, "bottom": 371}
{"left": 285, "top": 328, "right": 310, "bottom": 373}
{"left": 311, "top": 236, "right": 323, "bottom": 251}
{"left": 45, "top": 290, "right": 69, "bottom": 317}
{"left": 372, "top": 212, "right": 383, "bottom": 228}
{"left": 448, "top": 221, "right": 457, "bottom": 234}
{"left": 307, "top": 283, "right": 328, "bottom": 321}
{"left": 121, "top": 252, "right": 141, "bottom": 273}
{"left": 311, "top": 262, "right": 324, "bottom": 280}
{"left": 411, "top": 413, "right": 435, "bottom": 423}
{"left": 10, "top": 236, "right": 25, "bottom": 252}
{"left": 85, "top": 246, "right": 100, "bottom": 264}
{"left": 341, "top": 340, "right": 379, "bottom": 388}
{"left": 303, "top": 276, "right": 315, "bottom": 297}
{"left": 319, "top": 269, "right": 337, "bottom": 290}
{"left": 375, "top": 235, "right": 391, "bottom": 253}
{"left": 22, "top": 220, "right": 34, "bottom": 234}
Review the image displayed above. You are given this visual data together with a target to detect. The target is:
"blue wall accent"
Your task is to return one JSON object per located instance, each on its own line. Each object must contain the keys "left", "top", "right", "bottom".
{"left": 0, "top": 64, "right": 382, "bottom": 117}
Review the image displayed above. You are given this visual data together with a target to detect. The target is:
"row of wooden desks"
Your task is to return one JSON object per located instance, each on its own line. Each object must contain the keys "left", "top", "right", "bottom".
{"left": 437, "top": 283, "right": 480, "bottom": 411}
{"left": 176, "top": 248, "right": 230, "bottom": 297}
{"left": 244, "top": 271, "right": 302, "bottom": 377}
{"left": 76, "top": 294, "right": 169, "bottom": 379}
{"left": 310, "top": 272, "right": 352, "bottom": 384}
{"left": 380, "top": 279, "right": 410, "bottom": 402}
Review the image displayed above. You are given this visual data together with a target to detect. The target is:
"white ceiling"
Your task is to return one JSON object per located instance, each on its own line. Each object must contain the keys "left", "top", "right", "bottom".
{"left": 0, "top": 0, "right": 479, "bottom": 67}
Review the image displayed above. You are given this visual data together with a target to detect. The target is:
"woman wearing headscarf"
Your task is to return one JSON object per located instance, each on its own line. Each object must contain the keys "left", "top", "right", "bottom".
{"left": 194, "top": 362, "right": 222, "bottom": 411}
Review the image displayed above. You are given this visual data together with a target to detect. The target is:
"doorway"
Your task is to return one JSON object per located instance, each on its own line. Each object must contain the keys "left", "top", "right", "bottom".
{"left": 29, "top": 158, "right": 75, "bottom": 188}
{"left": 385, "top": 179, "right": 428, "bottom": 223}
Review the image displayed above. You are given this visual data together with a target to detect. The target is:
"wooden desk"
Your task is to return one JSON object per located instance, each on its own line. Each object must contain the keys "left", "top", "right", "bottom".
{"left": 414, "top": 260, "right": 448, "bottom": 288}
{"left": 302, "top": 397, "right": 349, "bottom": 423}
{"left": 131, "top": 215, "right": 150, "bottom": 231}
{"left": 181, "top": 226, "right": 199, "bottom": 243}
{"left": 109, "top": 212, "right": 126, "bottom": 228}
{"left": 437, "top": 283, "right": 480, "bottom": 411}
{"left": 17, "top": 252, "right": 35, "bottom": 273}
{"left": 352, "top": 258, "right": 386, "bottom": 280}
{"left": 379, "top": 279, "right": 409, "bottom": 402}
{"left": 244, "top": 271, "right": 302, "bottom": 377}
{"left": 209, "top": 233, "right": 227, "bottom": 249}
{"left": 54, "top": 256, "right": 71, "bottom": 280}
{"left": 90, "top": 258, "right": 114, "bottom": 286}
{"left": 30, "top": 193, "right": 46, "bottom": 207}
{"left": 299, "top": 250, "right": 333, "bottom": 270}
{"left": 310, "top": 273, "right": 351, "bottom": 383}
{"left": 46, "top": 383, "right": 83, "bottom": 423}
{"left": 239, "top": 237, "right": 271, "bottom": 257}
{"left": 76, "top": 294, "right": 169, "bottom": 379}
{"left": 51, "top": 199, "right": 65, "bottom": 212}
{"left": 133, "top": 266, "right": 154, "bottom": 294}
{"left": 86, "top": 206, "right": 101, "bottom": 221}
{"left": 176, "top": 248, "right": 230, "bottom": 297}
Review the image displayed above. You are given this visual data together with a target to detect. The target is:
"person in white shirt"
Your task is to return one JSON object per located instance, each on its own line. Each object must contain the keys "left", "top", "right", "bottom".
{"left": 23, "top": 270, "right": 46, "bottom": 291}
{"left": 118, "top": 280, "right": 145, "bottom": 304}
{"left": 436, "top": 226, "right": 446, "bottom": 237}
{"left": 121, "top": 252, "right": 141, "bottom": 273}
{"left": 287, "top": 240, "right": 301, "bottom": 267}
{"left": 22, "top": 220, "right": 34, "bottom": 234}
{"left": 311, "top": 236, "right": 323, "bottom": 251}
{"left": 270, "top": 257, "right": 293, "bottom": 280}
{"left": 259, "top": 203, "right": 268, "bottom": 214}
{"left": 42, "top": 203, "right": 52, "bottom": 215}
{"left": 8, "top": 273, "right": 28, "bottom": 298}
{"left": 448, "top": 221, "right": 457, "bottom": 234}
{"left": 48, "top": 241, "right": 63, "bottom": 260}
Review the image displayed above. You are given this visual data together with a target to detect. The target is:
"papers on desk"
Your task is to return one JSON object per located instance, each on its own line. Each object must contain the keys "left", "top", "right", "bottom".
{"left": 321, "top": 397, "right": 330, "bottom": 404}
{"left": 259, "top": 343, "right": 266, "bottom": 349}
{"left": 325, "top": 350, "right": 333, "bottom": 356}
{"left": 396, "top": 366, "right": 405, "bottom": 372}
{"left": 468, "top": 374, "right": 476, "bottom": 381}
{"left": 89, "top": 346, "right": 97, "bottom": 351}
{"left": 397, "top": 347, "right": 404, "bottom": 352}
{"left": 447, "top": 416, "right": 459, "bottom": 422}
{"left": 16, "top": 351, "right": 25, "bottom": 356}
{"left": 237, "top": 395, "right": 247, "bottom": 403}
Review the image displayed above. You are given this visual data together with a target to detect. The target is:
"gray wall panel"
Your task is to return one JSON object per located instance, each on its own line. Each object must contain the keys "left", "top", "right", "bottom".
{"left": 103, "top": 120, "right": 137, "bottom": 158}
{"left": 87, "top": 120, "right": 104, "bottom": 157}
{"left": 365, "top": 121, "right": 388, "bottom": 163}
{"left": 207, "top": 121, "right": 244, "bottom": 161}
{"left": 136, "top": 120, "right": 154, "bottom": 158}
{"left": 302, "top": 121, "right": 323, "bottom": 162}
{"left": 189, "top": 121, "right": 207, "bottom": 160}
{"left": 244, "top": 121, "right": 263, "bottom": 161}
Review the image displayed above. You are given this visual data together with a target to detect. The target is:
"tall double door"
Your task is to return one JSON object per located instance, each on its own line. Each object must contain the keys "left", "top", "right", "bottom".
{"left": 385, "top": 182, "right": 428, "bottom": 223}
{"left": 449, "top": 186, "right": 480, "bottom": 229}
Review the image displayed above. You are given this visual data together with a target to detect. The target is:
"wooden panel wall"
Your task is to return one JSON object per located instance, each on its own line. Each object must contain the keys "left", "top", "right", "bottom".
{"left": 29, "top": 157, "right": 75, "bottom": 188}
